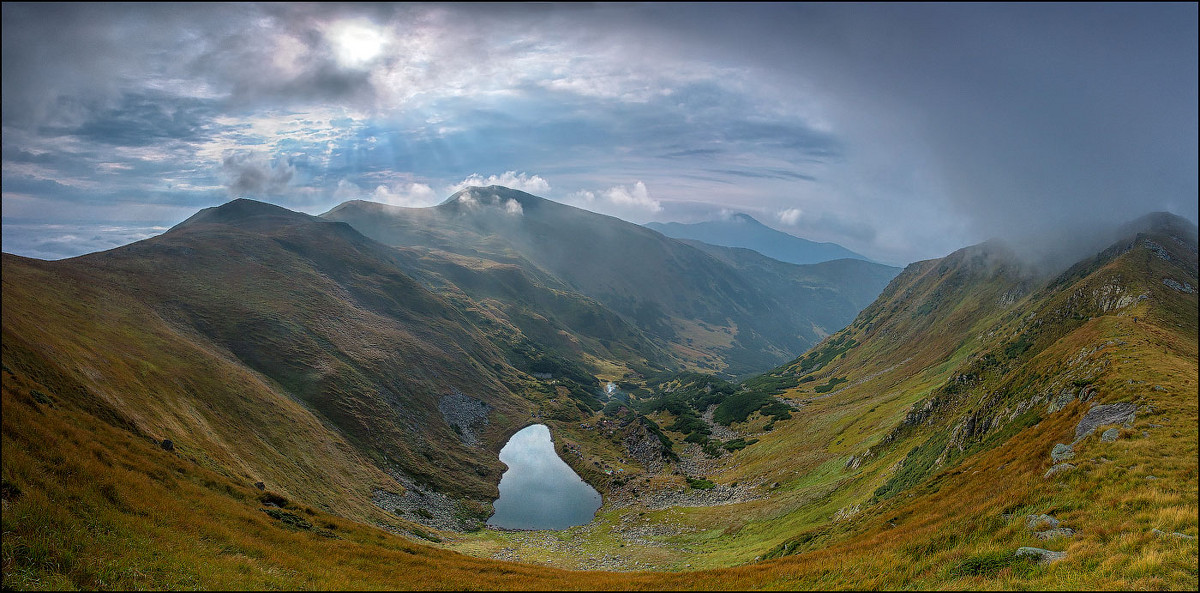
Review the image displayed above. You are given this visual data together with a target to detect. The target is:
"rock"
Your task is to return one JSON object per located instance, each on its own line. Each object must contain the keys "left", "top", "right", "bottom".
{"left": 160, "top": 439, "right": 174, "bottom": 452}
{"left": 1162, "top": 278, "right": 1195, "bottom": 294}
{"left": 1051, "top": 443, "right": 1075, "bottom": 462}
{"left": 1100, "top": 427, "right": 1120, "bottom": 442}
{"left": 437, "top": 392, "right": 491, "bottom": 447}
{"left": 1015, "top": 547, "right": 1066, "bottom": 564}
{"left": 1073, "top": 402, "right": 1137, "bottom": 442}
{"left": 1026, "top": 514, "right": 1061, "bottom": 530}
{"left": 622, "top": 419, "right": 670, "bottom": 473}
{"left": 1044, "top": 463, "right": 1075, "bottom": 479}
{"left": 1034, "top": 527, "right": 1075, "bottom": 540}
{"left": 1152, "top": 528, "right": 1196, "bottom": 540}
{"left": 254, "top": 481, "right": 265, "bottom": 490}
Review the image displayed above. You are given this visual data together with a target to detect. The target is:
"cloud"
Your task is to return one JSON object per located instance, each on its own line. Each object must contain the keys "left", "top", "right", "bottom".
{"left": 451, "top": 171, "right": 551, "bottom": 194}
{"left": 1, "top": 4, "right": 1195, "bottom": 266}
{"left": 332, "top": 178, "right": 438, "bottom": 208}
{"left": 504, "top": 198, "right": 524, "bottom": 216}
{"left": 559, "top": 181, "right": 663, "bottom": 221}
{"left": 778, "top": 208, "right": 803, "bottom": 226}
{"left": 0, "top": 222, "right": 169, "bottom": 260}
{"left": 602, "top": 181, "right": 661, "bottom": 213}
{"left": 61, "top": 92, "right": 219, "bottom": 147}
{"left": 221, "top": 151, "right": 295, "bottom": 197}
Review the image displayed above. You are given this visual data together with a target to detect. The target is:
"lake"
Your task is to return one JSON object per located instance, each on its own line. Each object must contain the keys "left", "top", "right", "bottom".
{"left": 487, "top": 424, "right": 602, "bottom": 530}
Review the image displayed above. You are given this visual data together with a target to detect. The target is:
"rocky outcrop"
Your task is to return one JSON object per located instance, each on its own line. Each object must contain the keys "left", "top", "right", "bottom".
{"left": 1162, "top": 278, "right": 1195, "bottom": 293}
{"left": 632, "top": 482, "right": 766, "bottom": 511}
{"left": 622, "top": 419, "right": 670, "bottom": 473}
{"left": 1073, "top": 402, "right": 1136, "bottom": 442}
{"left": 374, "top": 470, "right": 488, "bottom": 532}
{"left": 438, "top": 391, "right": 491, "bottom": 447}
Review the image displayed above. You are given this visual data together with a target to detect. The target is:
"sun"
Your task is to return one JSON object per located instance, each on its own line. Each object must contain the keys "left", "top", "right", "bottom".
{"left": 327, "top": 19, "right": 386, "bottom": 69}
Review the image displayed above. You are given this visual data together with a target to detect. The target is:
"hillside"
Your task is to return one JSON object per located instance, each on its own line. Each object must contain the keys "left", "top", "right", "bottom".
{"left": 436, "top": 211, "right": 1198, "bottom": 584}
{"left": 646, "top": 213, "right": 870, "bottom": 265}
{"left": 2, "top": 199, "right": 537, "bottom": 517}
{"left": 323, "top": 187, "right": 899, "bottom": 377}
{"left": 2, "top": 208, "right": 1196, "bottom": 590}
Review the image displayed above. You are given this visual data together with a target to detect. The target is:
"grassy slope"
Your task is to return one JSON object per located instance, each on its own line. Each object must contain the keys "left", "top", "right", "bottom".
{"left": 3, "top": 213, "right": 1196, "bottom": 589}
{"left": 1, "top": 255, "right": 396, "bottom": 522}
{"left": 437, "top": 218, "right": 1197, "bottom": 587}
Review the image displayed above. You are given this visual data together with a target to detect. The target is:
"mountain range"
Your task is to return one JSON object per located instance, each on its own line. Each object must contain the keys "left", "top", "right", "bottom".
{"left": 2, "top": 190, "right": 1196, "bottom": 589}
{"left": 646, "top": 212, "right": 871, "bottom": 265}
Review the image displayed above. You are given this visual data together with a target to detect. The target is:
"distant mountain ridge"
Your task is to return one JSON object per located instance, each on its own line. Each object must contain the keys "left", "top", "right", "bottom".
{"left": 324, "top": 186, "right": 900, "bottom": 377}
{"left": 646, "top": 213, "right": 870, "bottom": 265}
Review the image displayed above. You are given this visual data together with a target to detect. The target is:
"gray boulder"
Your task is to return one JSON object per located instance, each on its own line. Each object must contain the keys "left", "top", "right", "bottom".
{"left": 1100, "top": 427, "right": 1120, "bottom": 442}
{"left": 1051, "top": 443, "right": 1075, "bottom": 462}
{"left": 1074, "top": 402, "right": 1136, "bottom": 442}
{"left": 1034, "top": 527, "right": 1075, "bottom": 540}
{"left": 1016, "top": 547, "right": 1066, "bottom": 564}
{"left": 1044, "top": 463, "right": 1075, "bottom": 479}
{"left": 1152, "top": 528, "right": 1196, "bottom": 540}
{"left": 1026, "top": 514, "right": 1061, "bottom": 530}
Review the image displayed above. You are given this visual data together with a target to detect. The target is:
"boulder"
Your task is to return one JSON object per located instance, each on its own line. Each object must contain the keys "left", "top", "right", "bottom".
{"left": 1033, "top": 527, "right": 1075, "bottom": 540}
{"left": 1015, "top": 547, "right": 1066, "bottom": 564}
{"left": 1100, "top": 427, "right": 1120, "bottom": 442}
{"left": 160, "top": 439, "right": 174, "bottom": 452}
{"left": 1073, "top": 403, "right": 1136, "bottom": 442}
{"left": 1051, "top": 443, "right": 1075, "bottom": 462}
{"left": 1044, "top": 463, "right": 1075, "bottom": 479}
{"left": 1026, "top": 514, "right": 1061, "bottom": 530}
{"left": 1152, "top": 528, "right": 1196, "bottom": 540}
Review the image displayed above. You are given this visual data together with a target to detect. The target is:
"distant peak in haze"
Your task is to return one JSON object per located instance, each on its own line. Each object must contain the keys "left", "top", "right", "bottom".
{"left": 440, "top": 185, "right": 547, "bottom": 213}
{"left": 645, "top": 214, "right": 871, "bottom": 266}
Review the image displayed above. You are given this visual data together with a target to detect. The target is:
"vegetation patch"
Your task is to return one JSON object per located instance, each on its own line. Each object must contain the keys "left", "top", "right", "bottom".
{"left": 792, "top": 334, "right": 858, "bottom": 373}
{"left": 812, "top": 376, "right": 848, "bottom": 393}
{"left": 873, "top": 431, "right": 950, "bottom": 501}
{"left": 947, "top": 550, "right": 1038, "bottom": 578}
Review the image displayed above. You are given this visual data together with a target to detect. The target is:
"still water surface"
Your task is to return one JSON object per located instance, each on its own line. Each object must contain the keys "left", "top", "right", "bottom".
{"left": 487, "top": 424, "right": 602, "bottom": 530}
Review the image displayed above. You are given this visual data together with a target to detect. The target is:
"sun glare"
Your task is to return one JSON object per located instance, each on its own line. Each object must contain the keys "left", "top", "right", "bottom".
{"left": 328, "top": 19, "right": 386, "bottom": 68}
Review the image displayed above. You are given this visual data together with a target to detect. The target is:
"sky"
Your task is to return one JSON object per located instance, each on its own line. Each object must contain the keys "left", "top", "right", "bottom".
{"left": 2, "top": 3, "right": 1196, "bottom": 266}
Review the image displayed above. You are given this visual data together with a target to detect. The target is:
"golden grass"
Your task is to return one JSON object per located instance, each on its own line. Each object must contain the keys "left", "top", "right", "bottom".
{"left": 4, "top": 226, "right": 1196, "bottom": 589}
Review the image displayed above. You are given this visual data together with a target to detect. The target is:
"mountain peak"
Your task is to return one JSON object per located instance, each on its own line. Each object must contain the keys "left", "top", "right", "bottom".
{"left": 440, "top": 186, "right": 548, "bottom": 212}
{"left": 170, "top": 198, "right": 308, "bottom": 231}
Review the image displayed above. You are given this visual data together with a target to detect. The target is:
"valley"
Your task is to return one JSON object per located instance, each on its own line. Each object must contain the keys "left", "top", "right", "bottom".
{"left": 2, "top": 193, "right": 1196, "bottom": 590}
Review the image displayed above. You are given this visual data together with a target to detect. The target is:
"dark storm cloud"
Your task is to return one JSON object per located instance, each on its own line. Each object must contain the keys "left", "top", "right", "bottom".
{"left": 620, "top": 3, "right": 1198, "bottom": 253}
{"left": 52, "top": 93, "right": 221, "bottom": 147}
{"left": 222, "top": 152, "right": 296, "bottom": 197}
